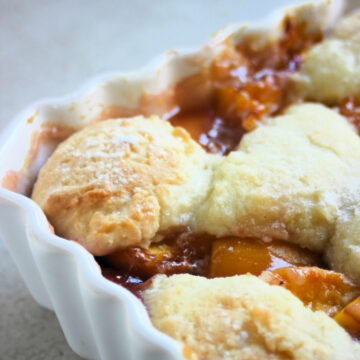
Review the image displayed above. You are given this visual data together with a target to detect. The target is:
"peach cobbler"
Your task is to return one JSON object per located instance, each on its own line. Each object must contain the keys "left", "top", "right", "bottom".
{"left": 27, "top": 2, "right": 360, "bottom": 359}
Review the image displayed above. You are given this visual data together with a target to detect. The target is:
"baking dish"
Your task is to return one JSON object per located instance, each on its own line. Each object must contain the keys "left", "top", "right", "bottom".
{"left": 0, "top": 0, "right": 351, "bottom": 359}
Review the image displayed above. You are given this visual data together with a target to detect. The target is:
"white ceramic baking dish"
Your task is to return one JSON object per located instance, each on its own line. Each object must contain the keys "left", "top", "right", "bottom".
{"left": 0, "top": 0, "right": 350, "bottom": 359}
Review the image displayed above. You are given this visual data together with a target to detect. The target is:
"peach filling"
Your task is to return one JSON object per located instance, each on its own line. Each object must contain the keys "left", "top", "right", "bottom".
{"left": 99, "top": 235, "right": 360, "bottom": 340}
{"left": 210, "top": 237, "right": 321, "bottom": 277}
{"left": 165, "top": 14, "right": 324, "bottom": 155}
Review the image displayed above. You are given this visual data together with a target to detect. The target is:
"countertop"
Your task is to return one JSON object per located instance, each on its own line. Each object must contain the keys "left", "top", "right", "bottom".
{"left": 0, "top": 0, "right": 326, "bottom": 358}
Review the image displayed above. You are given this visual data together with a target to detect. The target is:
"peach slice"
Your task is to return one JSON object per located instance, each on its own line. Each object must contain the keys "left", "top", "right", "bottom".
{"left": 209, "top": 237, "right": 321, "bottom": 278}
{"left": 169, "top": 110, "right": 214, "bottom": 143}
{"left": 334, "top": 296, "right": 360, "bottom": 333}
{"left": 260, "top": 267, "right": 360, "bottom": 316}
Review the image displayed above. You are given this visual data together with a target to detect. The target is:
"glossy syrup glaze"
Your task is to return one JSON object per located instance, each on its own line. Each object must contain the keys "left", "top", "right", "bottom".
{"left": 99, "top": 231, "right": 213, "bottom": 297}
{"left": 101, "top": 268, "right": 150, "bottom": 300}
{"left": 169, "top": 109, "right": 243, "bottom": 155}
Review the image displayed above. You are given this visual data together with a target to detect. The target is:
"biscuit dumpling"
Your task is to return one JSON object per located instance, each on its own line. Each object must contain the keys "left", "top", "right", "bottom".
{"left": 32, "top": 116, "right": 214, "bottom": 255}
{"left": 143, "top": 274, "right": 360, "bottom": 360}
{"left": 195, "top": 103, "right": 360, "bottom": 256}
{"left": 294, "top": 11, "right": 360, "bottom": 104}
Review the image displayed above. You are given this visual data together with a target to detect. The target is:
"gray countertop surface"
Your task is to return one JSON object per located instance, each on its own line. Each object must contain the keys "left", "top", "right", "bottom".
{"left": 0, "top": 0, "right": 345, "bottom": 358}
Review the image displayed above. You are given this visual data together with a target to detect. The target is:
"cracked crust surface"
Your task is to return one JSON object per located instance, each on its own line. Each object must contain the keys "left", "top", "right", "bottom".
{"left": 143, "top": 274, "right": 360, "bottom": 360}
